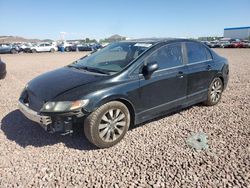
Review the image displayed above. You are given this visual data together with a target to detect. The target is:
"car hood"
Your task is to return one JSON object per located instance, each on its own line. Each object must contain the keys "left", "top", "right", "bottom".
{"left": 27, "top": 67, "right": 106, "bottom": 101}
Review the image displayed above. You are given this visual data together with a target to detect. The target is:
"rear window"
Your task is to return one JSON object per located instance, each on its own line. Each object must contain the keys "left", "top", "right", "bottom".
{"left": 186, "top": 42, "right": 211, "bottom": 64}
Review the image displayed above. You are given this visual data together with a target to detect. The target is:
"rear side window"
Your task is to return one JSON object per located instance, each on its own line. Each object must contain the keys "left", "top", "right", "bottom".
{"left": 204, "top": 47, "right": 212, "bottom": 60}
{"left": 186, "top": 42, "right": 211, "bottom": 64}
{"left": 147, "top": 43, "right": 183, "bottom": 70}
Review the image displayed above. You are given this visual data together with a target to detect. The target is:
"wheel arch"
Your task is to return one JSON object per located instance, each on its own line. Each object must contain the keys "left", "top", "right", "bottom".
{"left": 87, "top": 95, "right": 136, "bottom": 126}
{"left": 116, "top": 98, "right": 135, "bottom": 126}
{"left": 219, "top": 76, "right": 224, "bottom": 86}
{"left": 214, "top": 72, "right": 225, "bottom": 90}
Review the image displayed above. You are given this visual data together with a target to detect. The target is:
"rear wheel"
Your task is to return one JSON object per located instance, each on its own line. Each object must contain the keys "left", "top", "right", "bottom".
{"left": 204, "top": 77, "right": 223, "bottom": 106}
{"left": 84, "top": 101, "right": 130, "bottom": 148}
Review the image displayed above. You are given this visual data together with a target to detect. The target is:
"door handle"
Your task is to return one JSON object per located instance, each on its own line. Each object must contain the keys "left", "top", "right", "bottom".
{"left": 207, "top": 65, "right": 212, "bottom": 71}
{"left": 176, "top": 71, "right": 184, "bottom": 78}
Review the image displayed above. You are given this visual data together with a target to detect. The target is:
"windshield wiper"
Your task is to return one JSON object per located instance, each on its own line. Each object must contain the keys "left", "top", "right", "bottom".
{"left": 67, "top": 65, "right": 82, "bottom": 70}
{"left": 83, "top": 66, "right": 111, "bottom": 75}
{"left": 68, "top": 65, "right": 110, "bottom": 75}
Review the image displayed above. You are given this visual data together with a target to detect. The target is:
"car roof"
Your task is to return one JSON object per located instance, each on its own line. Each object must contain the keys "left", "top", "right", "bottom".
{"left": 123, "top": 38, "right": 198, "bottom": 44}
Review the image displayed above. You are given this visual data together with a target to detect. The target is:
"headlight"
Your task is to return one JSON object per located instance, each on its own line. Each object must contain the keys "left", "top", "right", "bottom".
{"left": 41, "top": 99, "right": 89, "bottom": 112}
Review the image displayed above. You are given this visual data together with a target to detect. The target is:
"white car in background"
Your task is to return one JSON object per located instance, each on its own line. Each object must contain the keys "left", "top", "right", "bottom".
{"left": 58, "top": 41, "right": 74, "bottom": 52}
{"left": 30, "top": 43, "right": 58, "bottom": 53}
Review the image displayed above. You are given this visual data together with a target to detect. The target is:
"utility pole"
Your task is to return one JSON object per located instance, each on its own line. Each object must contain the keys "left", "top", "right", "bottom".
{"left": 60, "top": 32, "right": 66, "bottom": 41}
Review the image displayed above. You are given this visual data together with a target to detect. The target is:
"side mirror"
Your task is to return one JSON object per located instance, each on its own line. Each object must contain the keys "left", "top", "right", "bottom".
{"left": 142, "top": 61, "right": 159, "bottom": 80}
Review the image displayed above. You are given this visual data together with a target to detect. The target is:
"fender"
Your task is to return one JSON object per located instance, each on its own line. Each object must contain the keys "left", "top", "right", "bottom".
{"left": 84, "top": 93, "right": 136, "bottom": 125}
{"left": 85, "top": 93, "right": 135, "bottom": 113}
{"left": 214, "top": 63, "right": 229, "bottom": 90}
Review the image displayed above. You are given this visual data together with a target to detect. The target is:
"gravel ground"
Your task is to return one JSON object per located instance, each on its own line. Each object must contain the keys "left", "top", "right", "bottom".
{"left": 0, "top": 50, "right": 249, "bottom": 187}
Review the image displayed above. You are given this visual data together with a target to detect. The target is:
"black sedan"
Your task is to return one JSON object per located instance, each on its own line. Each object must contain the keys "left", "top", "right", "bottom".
{"left": 76, "top": 44, "right": 95, "bottom": 51}
{"left": 18, "top": 38, "right": 229, "bottom": 148}
{"left": 0, "top": 58, "right": 6, "bottom": 79}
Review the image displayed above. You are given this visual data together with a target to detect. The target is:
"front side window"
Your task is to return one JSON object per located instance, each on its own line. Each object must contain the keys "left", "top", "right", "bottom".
{"left": 186, "top": 42, "right": 211, "bottom": 64}
{"left": 146, "top": 43, "right": 183, "bottom": 70}
{"left": 69, "top": 42, "right": 152, "bottom": 74}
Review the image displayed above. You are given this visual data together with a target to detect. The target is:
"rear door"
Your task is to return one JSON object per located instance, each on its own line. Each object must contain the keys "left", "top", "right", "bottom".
{"left": 185, "top": 42, "right": 214, "bottom": 100}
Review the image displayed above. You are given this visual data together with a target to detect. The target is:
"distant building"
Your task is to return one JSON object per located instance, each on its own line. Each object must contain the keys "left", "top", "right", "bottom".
{"left": 224, "top": 26, "right": 250, "bottom": 39}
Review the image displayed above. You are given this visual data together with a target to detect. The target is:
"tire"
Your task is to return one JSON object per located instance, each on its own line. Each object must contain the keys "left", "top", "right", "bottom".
{"left": 10, "top": 49, "right": 17, "bottom": 54}
{"left": 65, "top": 47, "right": 70, "bottom": 52}
{"left": 84, "top": 101, "right": 130, "bottom": 148}
{"left": 31, "top": 49, "right": 37, "bottom": 53}
{"left": 50, "top": 48, "right": 55, "bottom": 53}
{"left": 204, "top": 77, "right": 223, "bottom": 106}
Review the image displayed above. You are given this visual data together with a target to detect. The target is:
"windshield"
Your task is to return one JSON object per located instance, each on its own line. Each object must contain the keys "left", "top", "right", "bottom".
{"left": 68, "top": 42, "right": 152, "bottom": 74}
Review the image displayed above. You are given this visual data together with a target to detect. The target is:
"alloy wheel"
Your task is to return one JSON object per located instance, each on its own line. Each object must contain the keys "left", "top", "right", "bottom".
{"left": 210, "top": 79, "right": 223, "bottom": 103}
{"left": 98, "top": 108, "right": 126, "bottom": 142}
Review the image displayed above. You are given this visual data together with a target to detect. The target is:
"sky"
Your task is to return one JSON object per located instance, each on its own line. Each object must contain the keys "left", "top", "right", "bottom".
{"left": 0, "top": 0, "right": 249, "bottom": 40}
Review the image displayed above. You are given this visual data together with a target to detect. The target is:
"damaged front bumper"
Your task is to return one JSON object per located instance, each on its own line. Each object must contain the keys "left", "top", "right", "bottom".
{"left": 18, "top": 101, "right": 52, "bottom": 128}
{"left": 18, "top": 100, "right": 86, "bottom": 134}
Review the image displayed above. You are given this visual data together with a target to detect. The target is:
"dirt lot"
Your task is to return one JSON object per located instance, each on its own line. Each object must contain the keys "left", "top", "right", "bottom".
{"left": 0, "top": 50, "right": 249, "bottom": 187}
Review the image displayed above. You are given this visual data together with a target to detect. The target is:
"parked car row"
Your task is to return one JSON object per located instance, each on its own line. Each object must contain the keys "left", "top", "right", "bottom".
{"left": 202, "top": 39, "right": 250, "bottom": 48}
{"left": 58, "top": 42, "right": 102, "bottom": 52}
{"left": 1, "top": 38, "right": 249, "bottom": 54}
{"left": 24, "top": 43, "right": 58, "bottom": 53}
{"left": 0, "top": 42, "right": 57, "bottom": 54}
{"left": 0, "top": 42, "right": 103, "bottom": 54}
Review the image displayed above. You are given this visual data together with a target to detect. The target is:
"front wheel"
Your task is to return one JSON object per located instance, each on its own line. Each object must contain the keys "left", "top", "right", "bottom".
{"left": 10, "top": 49, "right": 17, "bottom": 54}
{"left": 65, "top": 47, "right": 70, "bottom": 52}
{"left": 31, "top": 49, "right": 37, "bottom": 53}
{"left": 204, "top": 77, "right": 223, "bottom": 106}
{"left": 84, "top": 101, "right": 130, "bottom": 148}
{"left": 50, "top": 48, "right": 55, "bottom": 53}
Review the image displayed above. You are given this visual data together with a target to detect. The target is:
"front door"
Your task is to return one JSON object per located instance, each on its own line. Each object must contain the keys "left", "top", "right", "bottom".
{"left": 137, "top": 42, "right": 188, "bottom": 121}
{"left": 44, "top": 43, "right": 51, "bottom": 51}
{"left": 37, "top": 44, "right": 45, "bottom": 52}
